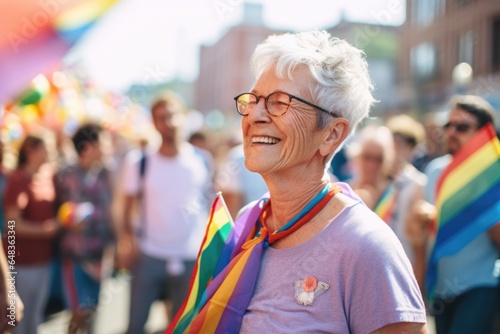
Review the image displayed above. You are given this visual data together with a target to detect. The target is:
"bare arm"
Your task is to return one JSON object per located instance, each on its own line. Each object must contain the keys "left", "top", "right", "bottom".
{"left": 115, "top": 194, "right": 139, "bottom": 270}
{"left": 487, "top": 222, "right": 500, "bottom": 248}
{"left": 405, "top": 184, "right": 434, "bottom": 289}
{"left": 4, "top": 206, "right": 58, "bottom": 238}
{"left": 371, "top": 322, "right": 427, "bottom": 334}
{"left": 121, "top": 194, "right": 136, "bottom": 236}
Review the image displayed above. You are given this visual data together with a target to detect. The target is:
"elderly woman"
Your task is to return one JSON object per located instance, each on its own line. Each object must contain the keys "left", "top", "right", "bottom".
{"left": 169, "top": 31, "right": 426, "bottom": 334}
{"left": 348, "top": 125, "right": 395, "bottom": 211}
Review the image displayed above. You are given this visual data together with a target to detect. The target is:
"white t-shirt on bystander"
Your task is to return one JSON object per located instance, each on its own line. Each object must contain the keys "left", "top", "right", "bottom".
{"left": 122, "top": 143, "right": 212, "bottom": 261}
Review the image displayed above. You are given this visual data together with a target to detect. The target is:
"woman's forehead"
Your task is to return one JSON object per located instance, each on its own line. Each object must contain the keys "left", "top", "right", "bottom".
{"left": 253, "top": 66, "right": 311, "bottom": 95}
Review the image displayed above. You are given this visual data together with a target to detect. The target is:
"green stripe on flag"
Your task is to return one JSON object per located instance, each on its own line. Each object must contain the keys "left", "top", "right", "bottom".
{"left": 439, "top": 160, "right": 500, "bottom": 225}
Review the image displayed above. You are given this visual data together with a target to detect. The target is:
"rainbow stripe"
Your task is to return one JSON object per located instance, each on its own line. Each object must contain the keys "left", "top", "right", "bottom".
{"left": 426, "top": 123, "right": 500, "bottom": 300}
{"left": 169, "top": 195, "right": 233, "bottom": 333}
{"left": 373, "top": 182, "right": 396, "bottom": 224}
{"left": 167, "top": 196, "right": 264, "bottom": 334}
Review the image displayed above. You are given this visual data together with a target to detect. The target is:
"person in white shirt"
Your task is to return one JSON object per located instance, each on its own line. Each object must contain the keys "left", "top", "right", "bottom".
{"left": 118, "top": 91, "right": 213, "bottom": 334}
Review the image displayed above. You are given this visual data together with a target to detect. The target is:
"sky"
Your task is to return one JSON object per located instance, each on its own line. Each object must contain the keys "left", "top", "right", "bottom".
{"left": 66, "top": 0, "right": 405, "bottom": 91}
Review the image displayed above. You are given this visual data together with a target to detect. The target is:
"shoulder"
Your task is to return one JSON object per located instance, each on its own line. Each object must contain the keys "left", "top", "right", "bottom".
{"left": 408, "top": 164, "right": 427, "bottom": 185}
{"left": 56, "top": 164, "right": 78, "bottom": 178}
{"left": 330, "top": 202, "right": 407, "bottom": 261}
{"left": 181, "top": 143, "right": 213, "bottom": 168}
{"left": 124, "top": 149, "right": 147, "bottom": 165}
{"left": 424, "top": 155, "right": 451, "bottom": 176}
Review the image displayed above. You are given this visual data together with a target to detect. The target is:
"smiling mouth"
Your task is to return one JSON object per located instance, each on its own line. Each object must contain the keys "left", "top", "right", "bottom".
{"left": 251, "top": 136, "right": 281, "bottom": 144}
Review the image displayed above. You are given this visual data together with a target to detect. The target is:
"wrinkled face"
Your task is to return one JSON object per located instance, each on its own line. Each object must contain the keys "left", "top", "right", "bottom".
{"left": 241, "top": 67, "right": 331, "bottom": 176}
{"left": 152, "top": 104, "right": 184, "bottom": 142}
{"left": 444, "top": 108, "right": 479, "bottom": 155}
{"left": 357, "top": 140, "right": 385, "bottom": 182}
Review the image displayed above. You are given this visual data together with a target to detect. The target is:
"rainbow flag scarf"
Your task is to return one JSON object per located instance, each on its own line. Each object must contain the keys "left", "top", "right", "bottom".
{"left": 426, "top": 123, "right": 500, "bottom": 300}
{"left": 373, "top": 182, "right": 397, "bottom": 224}
{"left": 167, "top": 184, "right": 342, "bottom": 334}
{"left": 166, "top": 194, "right": 264, "bottom": 334}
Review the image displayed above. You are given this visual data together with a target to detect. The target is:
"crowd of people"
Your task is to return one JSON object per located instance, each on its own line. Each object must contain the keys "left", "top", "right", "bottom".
{"left": 0, "top": 30, "right": 499, "bottom": 334}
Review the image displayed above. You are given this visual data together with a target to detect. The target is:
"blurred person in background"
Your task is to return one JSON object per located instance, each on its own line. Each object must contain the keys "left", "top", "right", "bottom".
{"left": 412, "top": 112, "right": 446, "bottom": 173}
{"left": 188, "top": 131, "right": 210, "bottom": 152}
{"left": 119, "top": 92, "right": 213, "bottom": 334}
{"left": 218, "top": 143, "right": 267, "bottom": 218}
{"left": 329, "top": 146, "right": 352, "bottom": 182}
{"left": 3, "top": 135, "right": 58, "bottom": 334}
{"left": 424, "top": 95, "right": 499, "bottom": 334}
{"left": 348, "top": 125, "right": 395, "bottom": 210}
{"left": 386, "top": 115, "right": 428, "bottom": 287}
{"left": 54, "top": 124, "right": 115, "bottom": 334}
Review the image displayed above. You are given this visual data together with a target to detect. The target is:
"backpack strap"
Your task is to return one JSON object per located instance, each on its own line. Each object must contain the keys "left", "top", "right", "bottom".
{"left": 137, "top": 152, "right": 148, "bottom": 239}
{"left": 139, "top": 153, "right": 147, "bottom": 178}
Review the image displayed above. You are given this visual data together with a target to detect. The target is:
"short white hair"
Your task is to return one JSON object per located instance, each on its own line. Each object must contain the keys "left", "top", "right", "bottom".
{"left": 251, "top": 30, "right": 375, "bottom": 133}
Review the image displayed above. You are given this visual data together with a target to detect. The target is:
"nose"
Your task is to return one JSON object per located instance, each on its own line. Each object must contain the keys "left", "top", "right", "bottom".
{"left": 246, "top": 97, "right": 271, "bottom": 124}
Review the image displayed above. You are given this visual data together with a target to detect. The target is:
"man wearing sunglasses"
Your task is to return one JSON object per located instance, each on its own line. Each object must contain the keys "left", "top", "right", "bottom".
{"left": 424, "top": 95, "right": 499, "bottom": 334}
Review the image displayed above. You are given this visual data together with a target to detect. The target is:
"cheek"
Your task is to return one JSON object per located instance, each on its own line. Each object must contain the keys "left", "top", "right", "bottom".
{"left": 241, "top": 117, "right": 249, "bottom": 135}
{"left": 284, "top": 113, "right": 317, "bottom": 155}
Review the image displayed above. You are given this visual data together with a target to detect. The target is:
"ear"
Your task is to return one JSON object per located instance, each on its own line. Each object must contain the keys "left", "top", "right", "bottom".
{"left": 319, "top": 118, "right": 350, "bottom": 157}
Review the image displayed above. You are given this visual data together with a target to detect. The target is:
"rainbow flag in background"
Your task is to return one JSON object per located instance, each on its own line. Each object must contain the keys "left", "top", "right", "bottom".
{"left": 0, "top": 0, "right": 118, "bottom": 102}
{"left": 373, "top": 182, "right": 397, "bottom": 224}
{"left": 426, "top": 123, "right": 500, "bottom": 300}
{"left": 167, "top": 194, "right": 266, "bottom": 334}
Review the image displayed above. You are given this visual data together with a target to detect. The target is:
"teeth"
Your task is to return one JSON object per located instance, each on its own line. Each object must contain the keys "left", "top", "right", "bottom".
{"left": 252, "top": 136, "right": 280, "bottom": 144}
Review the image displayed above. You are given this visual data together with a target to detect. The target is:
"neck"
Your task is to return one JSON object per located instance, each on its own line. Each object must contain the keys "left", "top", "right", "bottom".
{"left": 79, "top": 157, "right": 96, "bottom": 171}
{"left": 159, "top": 139, "right": 180, "bottom": 157}
{"left": 263, "top": 167, "right": 330, "bottom": 232}
{"left": 22, "top": 162, "right": 40, "bottom": 175}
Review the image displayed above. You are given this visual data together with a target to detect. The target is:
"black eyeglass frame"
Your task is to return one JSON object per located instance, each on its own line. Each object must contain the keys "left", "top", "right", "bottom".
{"left": 234, "top": 92, "right": 339, "bottom": 117}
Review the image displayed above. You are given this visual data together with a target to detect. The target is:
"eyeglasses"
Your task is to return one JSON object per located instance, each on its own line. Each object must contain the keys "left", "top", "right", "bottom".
{"left": 443, "top": 122, "right": 477, "bottom": 133}
{"left": 234, "top": 92, "right": 338, "bottom": 117}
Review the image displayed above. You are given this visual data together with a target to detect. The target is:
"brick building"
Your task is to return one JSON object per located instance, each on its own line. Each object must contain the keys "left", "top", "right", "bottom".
{"left": 195, "top": 3, "right": 283, "bottom": 115}
{"left": 397, "top": 0, "right": 500, "bottom": 112}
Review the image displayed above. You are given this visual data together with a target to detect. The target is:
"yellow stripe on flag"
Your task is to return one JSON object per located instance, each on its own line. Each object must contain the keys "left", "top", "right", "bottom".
{"left": 436, "top": 141, "right": 499, "bottom": 209}
{"left": 198, "top": 236, "right": 262, "bottom": 333}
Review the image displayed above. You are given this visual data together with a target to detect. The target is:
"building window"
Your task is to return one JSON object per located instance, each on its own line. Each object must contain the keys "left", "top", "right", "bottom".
{"left": 458, "top": 30, "right": 474, "bottom": 66}
{"left": 493, "top": 18, "right": 500, "bottom": 71}
{"left": 411, "top": 43, "right": 438, "bottom": 80}
{"left": 410, "top": 0, "right": 446, "bottom": 26}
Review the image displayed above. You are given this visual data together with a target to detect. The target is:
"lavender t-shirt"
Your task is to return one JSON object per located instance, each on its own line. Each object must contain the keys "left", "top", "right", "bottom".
{"left": 240, "top": 201, "right": 426, "bottom": 333}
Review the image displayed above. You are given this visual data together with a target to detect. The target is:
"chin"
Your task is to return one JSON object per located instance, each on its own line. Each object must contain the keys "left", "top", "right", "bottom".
{"left": 244, "top": 160, "right": 261, "bottom": 173}
{"left": 445, "top": 143, "right": 460, "bottom": 155}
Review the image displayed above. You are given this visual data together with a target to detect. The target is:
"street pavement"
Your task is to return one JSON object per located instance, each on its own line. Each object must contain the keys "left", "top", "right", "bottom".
{"left": 39, "top": 275, "right": 167, "bottom": 334}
